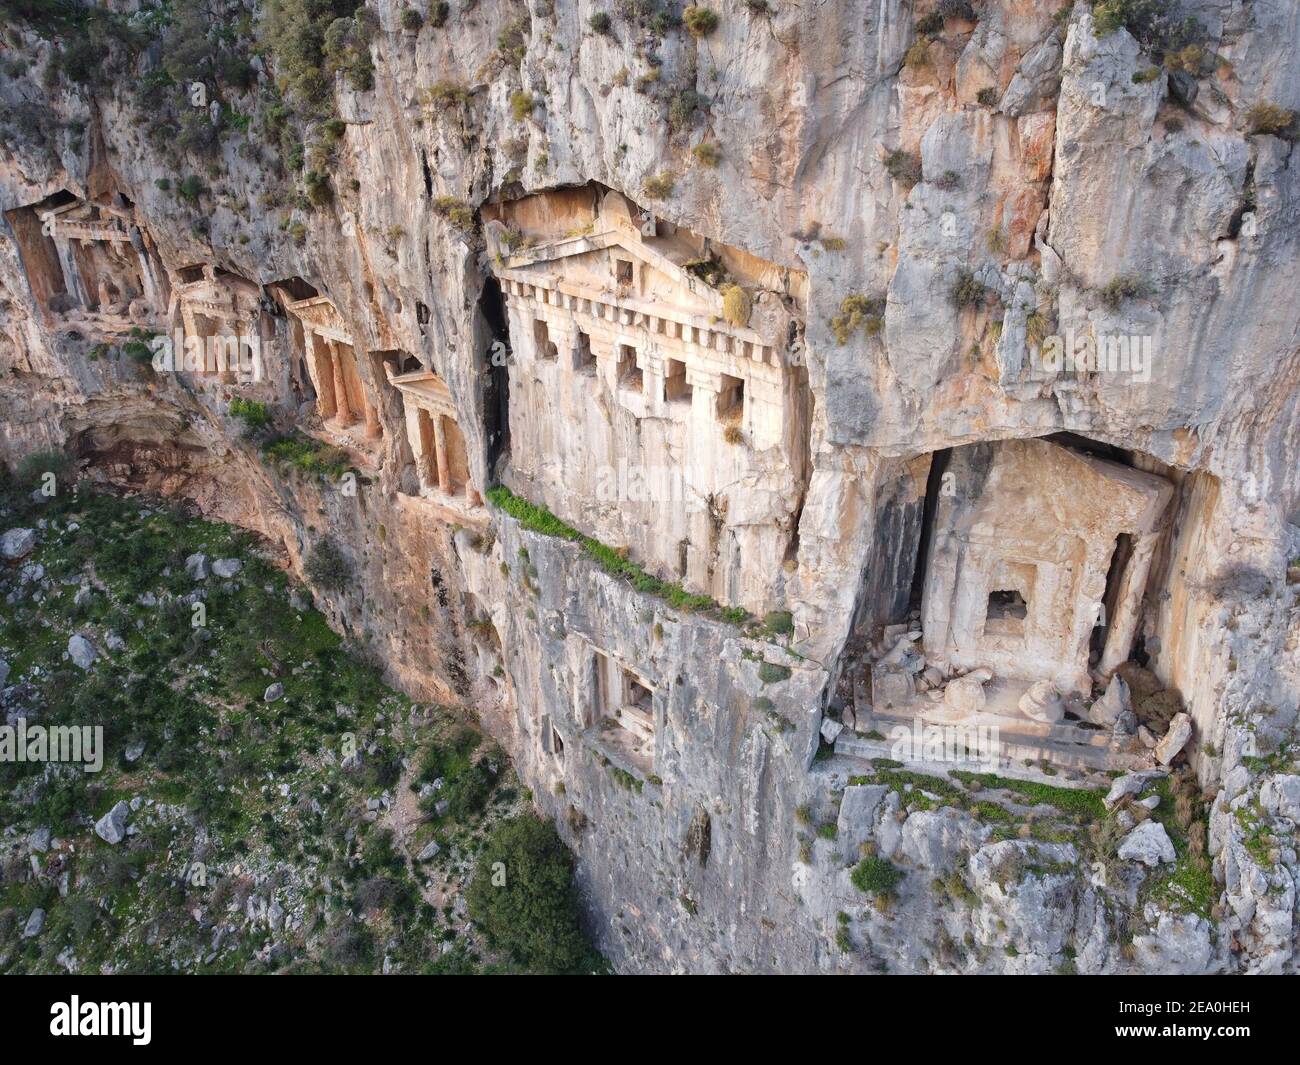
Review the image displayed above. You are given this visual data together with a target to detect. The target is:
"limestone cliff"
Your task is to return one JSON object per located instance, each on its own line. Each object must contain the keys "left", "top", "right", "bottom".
{"left": 1, "top": 0, "right": 1298, "bottom": 972}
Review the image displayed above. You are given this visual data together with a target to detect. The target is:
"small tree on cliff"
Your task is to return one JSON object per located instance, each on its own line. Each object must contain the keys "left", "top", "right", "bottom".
{"left": 305, "top": 537, "right": 353, "bottom": 592}
{"left": 467, "top": 814, "right": 602, "bottom": 974}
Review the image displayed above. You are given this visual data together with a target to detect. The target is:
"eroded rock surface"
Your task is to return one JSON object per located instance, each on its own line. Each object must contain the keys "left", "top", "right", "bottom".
{"left": 1, "top": 0, "right": 1298, "bottom": 973}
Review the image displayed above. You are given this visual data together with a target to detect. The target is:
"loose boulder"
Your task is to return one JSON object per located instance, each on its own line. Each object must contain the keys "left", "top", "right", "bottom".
{"left": 94, "top": 800, "right": 130, "bottom": 844}
{"left": 212, "top": 558, "right": 242, "bottom": 579}
{"left": 67, "top": 634, "right": 97, "bottom": 670}
{"left": 944, "top": 668, "right": 992, "bottom": 716}
{"left": 1018, "top": 679, "right": 1063, "bottom": 723}
{"left": 1, "top": 528, "right": 37, "bottom": 560}
{"left": 1155, "top": 712, "right": 1193, "bottom": 765}
{"left": 1118, "top": 820, "right": 1176, "bottom": 866}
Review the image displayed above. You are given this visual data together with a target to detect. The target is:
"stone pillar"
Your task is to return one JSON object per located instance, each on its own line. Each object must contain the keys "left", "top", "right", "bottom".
{"left": 1098, "top": 534, "right": 1159, "bottom": 679}
{"left": 328, "top": 339, "right": 354, "bottom": 426}
{"left": 431, "top": 413, "right": 451, "bottom": 494}
{"left": 363, "top": 396, "right": 382, "bottom": 440}
{"left": 308, "top": 332, "right": 337, "bottom": 420}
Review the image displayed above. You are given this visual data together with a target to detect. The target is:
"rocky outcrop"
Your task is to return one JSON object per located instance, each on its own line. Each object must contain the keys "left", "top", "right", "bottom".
{"left": 1, "top": 0, "right": 1298, "bottom": 973}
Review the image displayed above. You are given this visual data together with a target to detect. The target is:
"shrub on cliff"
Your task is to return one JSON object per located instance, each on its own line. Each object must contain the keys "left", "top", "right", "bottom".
{"left": 1098, "top": 273, "right": 1153, "bottom": 310}
{"left": 263, "top": 0, "right": 370, "bottom": 113}
{"left": 304, "top": 538, "right": 353, "bottom": 592}
{"left": 884, "top": 149, "right": 922, "bottom": 186}
{"left": 691, "top": 140, "right": 721, "bottom": 167}
{"left": 1246, "top": 101, "right": 1296, "bottom": 138}
{"left": 721, "top": 283, "right": 752, "bottom": 328}
{"left": 1090, "top": 0, "right": 1201, "bottom": 55}
{"left": 830, "top": 294, "right": 885, "bottom": 344}
{"left": 851, "top": 856, "right": 904, "bottom": 896}
{"left": 682, "top": 6, "right": 718, "bottom": 37}
{"left": 642, "top": 171, "right": 675, "bottom": 199}
{"left": 509, "top": 90, "right": 536, "bottom": 122}
{"left": 15, "top": 449, "right": 75, "bottom": 489}
{"left": 950, "top": 270, "right": 988, "bottom": 310}
{"left": 467, "top": 814, "right": 601, "bottom": 973}
{"left": 229, "top": 397, "right": 272, "bottom": 435}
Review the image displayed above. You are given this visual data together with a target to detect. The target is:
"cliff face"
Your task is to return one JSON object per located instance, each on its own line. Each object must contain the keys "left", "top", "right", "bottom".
{"left": 2, "top": 0, "right": 1299, "bottom": 973}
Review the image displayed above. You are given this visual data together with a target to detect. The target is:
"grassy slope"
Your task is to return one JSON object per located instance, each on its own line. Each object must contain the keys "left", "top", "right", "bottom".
{"left": 0, "top": 477, "right": 593, "bottom": 973}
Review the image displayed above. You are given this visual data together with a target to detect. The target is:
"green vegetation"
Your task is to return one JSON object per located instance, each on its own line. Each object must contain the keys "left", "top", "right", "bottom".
{"left": 682, "top": 6, "right": 718, "bottom": 37}
{"left": 721, "top": 283, "right": 752, "bottom": 328}
{"left": 262, "top": 0, "right": 372, "bottom": 113}
{"left": 229, "top": 396, "right": 272, "bottom": 435}
{"left": 15, "top": 447, "right": 71, "bottom": 481}
{"left": 261, "top": 432, "right": 353, "bottom": 480}
{"left": 0, "top": 482, "right": 597, "bottom": 973}
{"left": 399, "top": 6, "right": 421, "bottom": 31}
{"left": 424, "top": 80, "right": 471, "bottom": 108}
{"left": 509, "top": 90, "right": 536, "bottom": 122}
{"left": 642, "top": 171, "right": 675, "bottom": 199}
{"left": 432, "top": 195, "right": 475, "bottom": 231}
{"left": 950, "top": 269, "right": 988, "bottom": 310}
{"left": 589, "top": 12, "right": 611, "bottom": 34}
{"left": 691, "top": 140, "right": 722, "bottom": 167}
{"left": 1098, "top": 274, "right": 1154, "bottom": 310}
{"left": 762, "top": 610, "right": 794, "bottom": 637}
{"left": 120, "top": 327, "right": 156, "bottom": 364}
{"left": 758, "top": 661, "right": 791, "bottom": 685}
{"left": 176, "top": 175, "right": 205, "bottom": 205}
{"left": 1245, "top": 101, "right": 1296, "bottom": 138}
{"left": 830, "top": 294, "right": 885, "bottom": 344}
{"left": 486, "top": 485, "right": 748, "bottom": 624}
{"left": 304, "top": 537, "right": 353, "bottom": 592}
{"left": 467, "top": 815, "right": 604, "bottom": 973}
{"left": 668, "top": 88, "right": 705, "bottom": 132}
{"left": 948, "top": 771, "right": 1107, "bottom": 818}
{"left": 976, "top": 87, "right": 998, "bottom": 106}
{"left": 884, "top": 149, "right": 922, "bottom": 186}
{"left": 851, "top": 856, "right": 904, "bottom": 896}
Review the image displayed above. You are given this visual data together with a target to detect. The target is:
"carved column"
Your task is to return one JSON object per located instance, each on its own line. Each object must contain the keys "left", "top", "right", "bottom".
{"left": 431, "top": 411, "right": 451, "bottom": 494}
{"left": 328, "top": 339, "right": 354, "bottom": 426}
{"left": 363, "top": 394, "right": 382, "bottom": 440}
{"left": 1097, "top": 534, "right": 1159, "bottom": 679}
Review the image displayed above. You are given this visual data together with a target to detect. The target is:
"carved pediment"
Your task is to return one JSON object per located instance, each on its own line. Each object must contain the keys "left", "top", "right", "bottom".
{"left": 286, "top": 295, "right": 351, "bottom": 343}
{"left": 387, "top": 368, "right": 456, "bottom": 417}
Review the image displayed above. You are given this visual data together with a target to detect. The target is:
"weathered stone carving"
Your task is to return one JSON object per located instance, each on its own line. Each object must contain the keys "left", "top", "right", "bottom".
{"left": 4, "top": 194, "right": 166, "bottom": 334}
{"left": 921, "top": 438, "right": 1173, "bottom": 696}
{"left": 386, "top": 366, "right": 483, "bottom": 513}
{"left": 285, "top": 295, "right": 382, "bottom": 447}
{"left": 485, "top": 185, "right": 808, "bottom": 616}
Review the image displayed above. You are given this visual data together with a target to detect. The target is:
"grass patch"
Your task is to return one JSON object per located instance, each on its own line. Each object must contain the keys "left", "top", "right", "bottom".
{"left": 486, "top": 485, "right": 747, "bottom": 624}
{"left": 949, "top": 771, "right": 1106, "bottom": 818}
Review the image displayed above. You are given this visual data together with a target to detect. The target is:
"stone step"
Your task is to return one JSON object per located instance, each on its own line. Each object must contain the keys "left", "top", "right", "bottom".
{"left": 837, "top": 709, "right": 1149, "bottom": 784}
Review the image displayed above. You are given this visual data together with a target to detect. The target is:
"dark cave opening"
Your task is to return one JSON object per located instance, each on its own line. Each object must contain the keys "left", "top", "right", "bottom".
{"left": 479, "top": 275, "right": 511, "bottom": 477}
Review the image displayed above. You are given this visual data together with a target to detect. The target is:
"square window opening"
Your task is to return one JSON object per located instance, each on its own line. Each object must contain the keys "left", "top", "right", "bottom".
{"left": 664, "top": 357, "right": 692, "bottom": 403}
{"left": 717, "top": 373, "right": 744, "bottom": 424}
